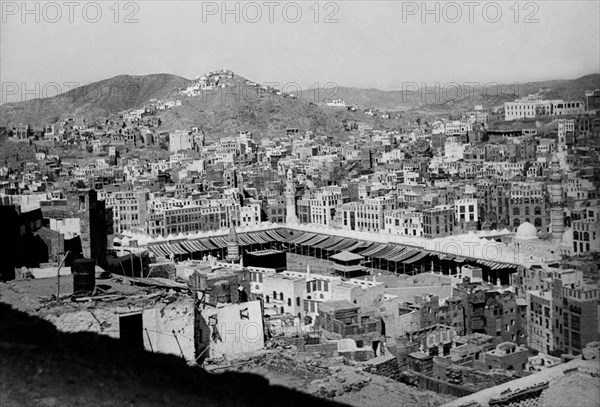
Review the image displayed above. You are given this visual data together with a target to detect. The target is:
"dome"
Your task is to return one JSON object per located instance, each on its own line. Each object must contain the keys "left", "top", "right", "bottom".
{"left": 515, "top": 222, "right": 538, "bottom": 240}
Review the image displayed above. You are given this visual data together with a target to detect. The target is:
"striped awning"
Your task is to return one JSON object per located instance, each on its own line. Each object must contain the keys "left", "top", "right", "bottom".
{"left": 392, "top": 249, "right": 420, "bottom": 262}
{"left": 380, "top": 246, "right": 406, "bottom": 260}
{"left": 289, "top": 232, "right": 314, "bottom": 245}
{"left": 181, "top": 240, "right": 203, "bottom": 252}
{"left": 345, "top": 241, "right": 369, "bottom": 252}
{"left": 438, "top": 253, "right": 456, "bottom": 261}
{"left": 300, "top": 234, "right": 329, "bottom": 247}
{"left": 147, "top": 244, "right": 168, "bottom": 257}
{"left": 402, "top": 251, "right": 430, "bottom": 264}
{"left": 210, "top": 236, "right": 228, "bottom": 248}
{"left": 368, "top": 245, "right": 398, "bottom": 258}
{"left": 388, "top": 247, "right": 410, "bottom": 262}
{"left": 237, "top": 234, "right": 255, "bottom": 246}
{"left": 250, "top": 231, "right": 273, "bottom": 244}
{"left": 313, "top": 236, "right": 344, "bottom": 250}
{"left": 160, "top": 243, "right": 187, "bottom": 256}
{"left": 476, "top": 259, "right": 513, "bottom": 270}
{"left": 266, "top": 230, "right": 288, "bottom": 242}
{"left": 328, "top": 239, "right": 358, "bottom": 251}
{"left": 358, "top": 243, "right": 387, "bottom": 257}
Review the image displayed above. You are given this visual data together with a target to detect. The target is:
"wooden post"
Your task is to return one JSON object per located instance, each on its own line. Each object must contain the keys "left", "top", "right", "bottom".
{"left": 173, "top": 329, "right": 185, "bottom": 360}
{"left": 145, "top": 328, "right": 154, "bottom": 352}
{"left": 56, "top": 251, "right": 70, "bottom": 300}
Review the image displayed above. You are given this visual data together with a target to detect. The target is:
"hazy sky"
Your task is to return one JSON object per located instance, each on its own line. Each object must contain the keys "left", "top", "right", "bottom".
{"left": 1, "top": 0, "right": 599, "bottom": 103}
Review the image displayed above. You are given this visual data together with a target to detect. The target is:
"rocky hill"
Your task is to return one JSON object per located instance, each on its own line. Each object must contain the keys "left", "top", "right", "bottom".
{"left": 0, "top": 74, "right": 189, "bottom": 127}
{"left": 306, "top": 74, "right": 600, "bottom": 113}
{"left": 1, "top": 72, "right": 597, "bottom": 136}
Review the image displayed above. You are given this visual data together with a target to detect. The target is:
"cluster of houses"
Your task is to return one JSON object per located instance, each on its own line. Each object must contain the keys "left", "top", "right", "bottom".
{"left": 1, "top": 82, "right": 599, "bottom": 399}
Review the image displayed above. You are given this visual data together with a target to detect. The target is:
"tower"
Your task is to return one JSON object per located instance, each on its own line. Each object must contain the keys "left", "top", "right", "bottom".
{"left": 285, "top": 168, "right": 299, "bottom": 224}
{"left": 226, "top": 213, "right": 240, "bottom": 263}
{"left": 549, "top": 158, "right": 564, "bottom": 243}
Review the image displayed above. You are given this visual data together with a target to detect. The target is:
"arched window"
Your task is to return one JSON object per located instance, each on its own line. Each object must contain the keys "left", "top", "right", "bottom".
{"left": 266, "top": 295, "right": 270, "bottom": 303}
{"left": 583, "top": 232, "right": 590, "bottom": 241}
{"left": 525, "top": 207, "right": 530, "bottom": 216}
{"left": 513, "top": 207, "right": 520, "bottom": 216}
{"left": 534, "top": 207, "right": 542, "bottom": 215}
{"left": 513, "top": 218, "right": 521, "bottom": 227}
{"left": 280, "top": 292, "right": 284, "bottom": 301}
{"left": 573, "top": 231, "right": 579, "bottom": 240}
{"left": 534, "top": 218, "right": 542, "bottom": 227}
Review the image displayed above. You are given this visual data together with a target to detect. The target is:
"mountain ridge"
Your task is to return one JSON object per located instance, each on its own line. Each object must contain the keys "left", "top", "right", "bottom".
{"left": 1, "top": 72, "right": 598, "bottom": 133}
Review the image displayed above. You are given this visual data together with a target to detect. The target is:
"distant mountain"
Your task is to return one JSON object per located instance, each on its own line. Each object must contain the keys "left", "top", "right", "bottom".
{"left": 305, "top": 74, "right": 600, "bottom": 112}
{"left": 1, "top": 72, "right": 598, "bottom": 135}
{"left": 0, "top": 74, "right": 189, "bottom": 127}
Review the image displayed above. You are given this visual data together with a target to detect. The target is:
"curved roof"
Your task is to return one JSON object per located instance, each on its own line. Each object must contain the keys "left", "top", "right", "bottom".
{"left": 515, "top": 222, "right": 538, "bottom": 240}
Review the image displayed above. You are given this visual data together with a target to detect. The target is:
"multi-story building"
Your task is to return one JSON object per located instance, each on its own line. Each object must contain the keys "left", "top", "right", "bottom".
{"left": 453, "top": 282, "right": 526, "bottom": 346}
{"left": 341, "top": 196, "right": 396, "bottom": 232}
{"left": 508, "top": 182, "right": 547, "bottom": 230}
{"left": 572, "top": 219, "right": 600, "bottom": 254}
{"left": 102, "top": 189, "right": 149, "bottom": 234}
{"left": 266, "top": 195, "right": 286, "bottom": 223}
{"left": 476, "top": 180, "right": 510, "bottom": 229}
{"left": 296, "top": 197, "right": 311, "bottom": 224}
{"left": 384, "top": 208, "right": 423, "bottom": 237}
{"left": 309, "top": 189, "right": 344, "bottom": 226}
{"left": 146, "top": 201, "right": 239, "bottom": 236}
{"left": 504, "top": 95, "right": 585, "bottom": 121}
{"left": 455, "top": 198, "right": 478, "bottom": 232}
{"left": 239, "top": 202, "right": 262, "bottom": 227}
{"left": 527, "top": 290, "right": 554, "bottom": 354}
{"left": 423, "top": 205, "right": 455, "bottom": 238}
{"left": 552, "top": 279, "right": 599, "bottom": 356}
{"left": 262, "top": 273, "right": 306, "bottom": 318}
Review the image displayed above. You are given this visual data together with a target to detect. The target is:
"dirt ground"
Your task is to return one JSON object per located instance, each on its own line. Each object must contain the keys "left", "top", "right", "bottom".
{"left": 209, "top": 348, "right": 455, "bottom": 407}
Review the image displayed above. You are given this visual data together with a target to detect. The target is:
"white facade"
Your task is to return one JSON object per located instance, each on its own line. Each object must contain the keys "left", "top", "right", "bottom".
{"left": 455, "top": 198, "right": 478, "bottom": 224}
{"left": 169, "top": 131, "right": 194, "bottom": 152}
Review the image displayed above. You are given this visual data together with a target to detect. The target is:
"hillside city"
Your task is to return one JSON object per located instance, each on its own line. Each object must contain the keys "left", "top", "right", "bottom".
{"left": 1, "top": 70, "right": 599, "bottom": 406}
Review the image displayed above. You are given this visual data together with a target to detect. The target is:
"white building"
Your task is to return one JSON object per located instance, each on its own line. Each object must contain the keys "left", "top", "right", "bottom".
{"left": 455, "top": 198, "right": 478, "bottom": 224}
{"left": 169, "top": 131, "right": 194, "bottom": 152}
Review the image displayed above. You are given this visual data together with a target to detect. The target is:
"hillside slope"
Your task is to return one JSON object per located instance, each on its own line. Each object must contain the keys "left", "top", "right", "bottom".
{"left": 305, "top": 74, "right": 600, "bottom": 112}
{"left": 0, "top": 74, "right": 189, "bottom": 126}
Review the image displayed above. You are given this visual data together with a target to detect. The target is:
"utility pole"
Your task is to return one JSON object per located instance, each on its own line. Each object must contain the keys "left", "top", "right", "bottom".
{"left": 56, "top": 251, "right": 70, "bottom": 300}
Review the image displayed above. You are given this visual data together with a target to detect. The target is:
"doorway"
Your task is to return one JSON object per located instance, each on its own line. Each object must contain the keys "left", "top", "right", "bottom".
{"left": 119, "top": 312, "right": 144, "bottom": 350}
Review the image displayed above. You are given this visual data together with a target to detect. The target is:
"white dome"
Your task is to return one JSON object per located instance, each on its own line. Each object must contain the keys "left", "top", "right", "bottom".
{"left": 515, "top": 222, "right": 538, "bottom": 240}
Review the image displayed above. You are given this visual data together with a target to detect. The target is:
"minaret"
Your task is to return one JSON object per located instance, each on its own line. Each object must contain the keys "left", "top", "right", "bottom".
{"left": 226, "top": 212, "right": 240, "bottom": 263}
{"left": 285, "top": 168, "right": 299, "bottom": 223}
{"left": 549, "top": 157, "right": 564, "bottom": 243}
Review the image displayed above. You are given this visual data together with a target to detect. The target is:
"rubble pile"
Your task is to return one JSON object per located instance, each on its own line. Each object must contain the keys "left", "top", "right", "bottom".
{"left": 308, "top": 366, "right": 373, "bottom": 398}
{"left": 364, "top": 357, "right": 404, "bottom": 382}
